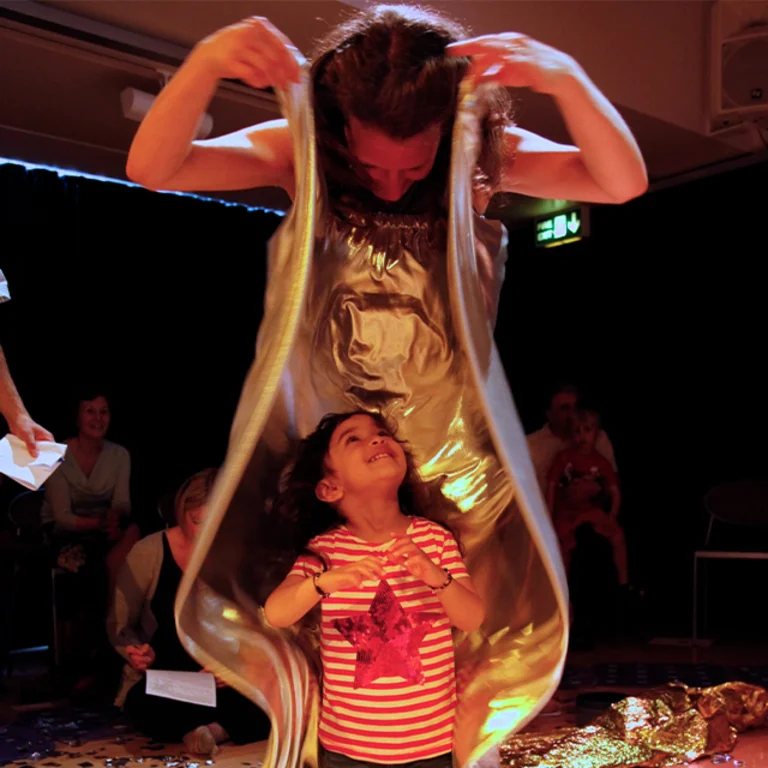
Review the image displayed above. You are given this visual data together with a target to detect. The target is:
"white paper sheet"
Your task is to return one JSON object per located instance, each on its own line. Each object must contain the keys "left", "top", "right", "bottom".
{"left": 145, "top": 669, "right": 217, "bottom": 708}
{"left": 0, "top": 268, "right": 10, "bottom": 303}
{"left": 0, "top": 434, "right": 67, "bottom": 489}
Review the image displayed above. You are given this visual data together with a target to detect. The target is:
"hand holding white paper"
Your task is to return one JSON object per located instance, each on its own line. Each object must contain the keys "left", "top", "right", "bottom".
{"left": 0, "top": 434, "right": 66, "bottom": 490}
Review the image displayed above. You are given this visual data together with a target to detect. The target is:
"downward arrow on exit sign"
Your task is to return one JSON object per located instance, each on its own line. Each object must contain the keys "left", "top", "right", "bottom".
{"left": 534, "top": 206, "right": 589, "bottom": 248}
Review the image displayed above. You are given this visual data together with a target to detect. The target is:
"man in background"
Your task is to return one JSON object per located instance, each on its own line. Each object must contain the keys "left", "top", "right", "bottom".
{"left": 527, "top": 383, "right": 617, "bottom": 497}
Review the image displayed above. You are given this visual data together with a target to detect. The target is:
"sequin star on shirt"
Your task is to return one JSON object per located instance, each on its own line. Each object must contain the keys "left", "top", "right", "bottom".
{"left": 333, "top": 579, "right": 438, "bottom": 688}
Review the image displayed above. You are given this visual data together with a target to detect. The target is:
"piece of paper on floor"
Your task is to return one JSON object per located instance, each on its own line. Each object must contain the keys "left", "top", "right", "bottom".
{"left": 145, "top": 670, "right": 217, "bottom": 708}
{"left": 0, "top": 434, "right": 67, "bottom": 489}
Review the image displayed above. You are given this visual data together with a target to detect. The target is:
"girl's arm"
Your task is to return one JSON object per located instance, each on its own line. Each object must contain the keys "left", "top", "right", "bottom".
{"left": 431, "top": 573, "right": 485, "bottom": 633}
{"left": 264, "top": 555, "right": 387, "bottom": 628}
{"left": 388, "top": 537, "right": 484, "bottom": 632}
{"left": 264, "top": 574, "right": 321, "bottom": 628}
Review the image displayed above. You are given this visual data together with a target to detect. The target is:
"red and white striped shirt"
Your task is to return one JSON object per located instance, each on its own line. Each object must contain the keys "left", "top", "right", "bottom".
{"left": 289, "top": 517, "right": 469, "bottom": 764}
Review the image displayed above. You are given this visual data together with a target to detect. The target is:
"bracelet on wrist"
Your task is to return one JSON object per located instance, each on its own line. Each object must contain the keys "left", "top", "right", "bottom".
{"left": 430, "top": 568, "right": 453, "bottom": 592}
{"left": 312, "top": 571, "right": 330, "bottom": 599}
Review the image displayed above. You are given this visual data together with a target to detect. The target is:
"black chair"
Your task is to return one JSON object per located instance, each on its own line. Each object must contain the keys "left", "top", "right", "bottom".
{"left": 692, "top": 479, "right": 768, "bottom": 643}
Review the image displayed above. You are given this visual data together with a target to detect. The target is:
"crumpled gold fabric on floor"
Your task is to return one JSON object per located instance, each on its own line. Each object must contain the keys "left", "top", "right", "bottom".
{"left": 500, "top": 682, "right": 768, "bottom": 767}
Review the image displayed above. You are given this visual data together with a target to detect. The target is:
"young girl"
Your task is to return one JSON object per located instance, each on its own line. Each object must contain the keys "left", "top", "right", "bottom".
{"left": 546, "top": 407, "right": 629, "bottom": 586}
{"left": 265, "top": 411, "right": 483, "bottom": 767}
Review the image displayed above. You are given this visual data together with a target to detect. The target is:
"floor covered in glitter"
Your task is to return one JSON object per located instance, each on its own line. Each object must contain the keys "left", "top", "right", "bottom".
{"left": 2, "top": 698, "right": 767, "bottom": 768}
{"left": 0, "top": 707, "right": 267, "bottom": 768}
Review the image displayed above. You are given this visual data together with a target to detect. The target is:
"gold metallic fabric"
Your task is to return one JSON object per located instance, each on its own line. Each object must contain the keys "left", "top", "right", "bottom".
{"left": 500, "top": 682, "right": 768, "bottom": 767}
{"left": 175, "top": 73, "right": 568, "bottom": 768}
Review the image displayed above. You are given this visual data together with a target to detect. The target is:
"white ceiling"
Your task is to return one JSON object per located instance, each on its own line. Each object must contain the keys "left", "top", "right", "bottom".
{"left": 1, "top": 0, "right": 767, "bottom": 218}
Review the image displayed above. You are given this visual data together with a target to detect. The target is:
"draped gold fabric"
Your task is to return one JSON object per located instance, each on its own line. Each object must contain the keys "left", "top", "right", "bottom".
{"left": 500, "top": 682, "right": 768, "bottom": 768}
{"left": 175, "top": 75, "right": 568, "bottom": 768}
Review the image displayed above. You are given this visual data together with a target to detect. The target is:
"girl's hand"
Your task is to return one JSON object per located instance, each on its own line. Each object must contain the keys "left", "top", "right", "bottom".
{"left": 446, "top": 34, "right": 577, "bottom": 97}
{"left": 387, "top": 535, "right": 446, "bottom": 588}
{"left": 317, "top": 556, "right": 386, "bottom": 594}
{"left": 191, "top": 16, "right": 304, "bottom": 90}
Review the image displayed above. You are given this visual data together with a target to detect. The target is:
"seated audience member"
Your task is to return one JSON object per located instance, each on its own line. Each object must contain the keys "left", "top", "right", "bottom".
{"left": 527, "top": 383, "right": 617, "bottom": 495}
{"left": 546, "top": 406, "right": 629, "bottom": 588}
{"left": 108, "top": 469, "right": 271, "bottom": 756}
{"left": 42, "top": 389, "right": 139, "bottom": 589}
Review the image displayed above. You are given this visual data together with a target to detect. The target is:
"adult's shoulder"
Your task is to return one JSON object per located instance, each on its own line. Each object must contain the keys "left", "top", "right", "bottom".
{"left": 526, "top": 425, "right": 548, "bottom": 443}
{"left": 104, "top": 441, "right": 131, "bottom": 459}
{"left": 125, "top": 530, "right": 164, "bottom": 563}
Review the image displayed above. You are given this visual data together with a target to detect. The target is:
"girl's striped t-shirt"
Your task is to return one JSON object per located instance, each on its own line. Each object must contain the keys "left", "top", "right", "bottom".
{"left": 289, "top": 517, "right": 469, "bottom": 763}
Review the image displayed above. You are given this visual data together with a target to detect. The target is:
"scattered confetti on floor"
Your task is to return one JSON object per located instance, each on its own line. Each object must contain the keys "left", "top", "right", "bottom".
{"left": 0, "top": 708, "right": 266, "bottom": 768}
{"left": 2, "top": 700, "right": 766, "bottom": 767}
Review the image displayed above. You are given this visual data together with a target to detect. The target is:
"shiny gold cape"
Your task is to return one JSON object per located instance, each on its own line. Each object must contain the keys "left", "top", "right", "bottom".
{"left": 175, "top": 75, "right": 569, "bottom": 768}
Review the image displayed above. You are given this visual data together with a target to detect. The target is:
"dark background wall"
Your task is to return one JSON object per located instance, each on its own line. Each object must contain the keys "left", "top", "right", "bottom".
{"left": 498, "top": 159, "right": 767, "bottom": 636}
{"left": 2, "top": 159, "right": 766, "bottom": 640}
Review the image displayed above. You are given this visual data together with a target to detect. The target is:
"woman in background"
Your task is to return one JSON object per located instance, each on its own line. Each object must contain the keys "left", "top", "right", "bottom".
{"left": 43, "top": 389, "right": 139, "bottom": 588}
{"left": 109, "top": 469, "right": 271, "bottom": 756}
{"left": 42, "top": 389, "right": 139, "bottom": 676}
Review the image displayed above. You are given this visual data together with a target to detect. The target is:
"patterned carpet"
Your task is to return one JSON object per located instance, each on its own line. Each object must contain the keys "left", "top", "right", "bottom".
{"left": 1, "top": 701, "right": 765, "bottom": 768}
{"left": 560, "top": 662, "right": 768, "bottom": 690}
{"left": 0, "top": 707, "right": 266, "bottom": 768}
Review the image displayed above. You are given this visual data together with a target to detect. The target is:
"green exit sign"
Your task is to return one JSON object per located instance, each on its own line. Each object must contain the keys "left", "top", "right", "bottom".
{"left": 535, "top": 206, "right": 589, "bottom": 248}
